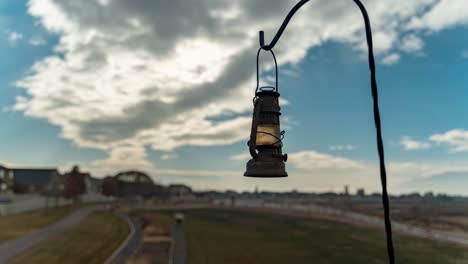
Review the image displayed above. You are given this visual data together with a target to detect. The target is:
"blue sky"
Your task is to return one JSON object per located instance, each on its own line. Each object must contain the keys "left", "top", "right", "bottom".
{"left": 2, "top": 0, "right": 468, "bottom": 194}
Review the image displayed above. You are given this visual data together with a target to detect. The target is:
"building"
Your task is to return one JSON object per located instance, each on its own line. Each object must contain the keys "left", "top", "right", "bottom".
{"left": 0, "top": 165, "right": 14, "bottom": 193}
{"left": 11, "top": 168, "right": 61, "bottom": 194}
{"left": 114, "top": 171, "right": 164, "bottom": 198}
{"left": 356, "top": 188, "right": 366, "bottom": 197}
{"left": 0, "top": 165, "right": 65, "bottom": 195}
{"left": 168, "top": 184, "right": 194, "bottom": 200}
{"left": 84, "top": 173, "right": 102, "bottom": 195}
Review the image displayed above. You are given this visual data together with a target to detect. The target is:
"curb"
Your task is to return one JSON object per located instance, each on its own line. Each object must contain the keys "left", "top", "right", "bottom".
{"left": 104, "top": 213, "right": 136, "bottom": 264}
{"left": 168, "top": 231, "right": 175, "bottom": 264}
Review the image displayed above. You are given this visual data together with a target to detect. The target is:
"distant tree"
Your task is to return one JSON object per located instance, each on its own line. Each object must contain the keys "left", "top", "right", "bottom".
{"left": 64, "top": 165, "right": 86, "bottom": 204}
{"left": 101, "top": 176, "right": 117, "bottom": 197}
{"left": 356, "top": 188, "right": 366, "bottom": 197}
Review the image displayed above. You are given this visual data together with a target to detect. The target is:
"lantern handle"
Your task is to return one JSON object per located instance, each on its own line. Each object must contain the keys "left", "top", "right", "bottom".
{"left": 256, "top": 47, "right": 279, "bottom": 93}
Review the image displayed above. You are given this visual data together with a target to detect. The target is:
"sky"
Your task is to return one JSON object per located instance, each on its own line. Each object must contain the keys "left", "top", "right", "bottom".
{"left": 1, "top": 0, "right": 468, "bottom": 194}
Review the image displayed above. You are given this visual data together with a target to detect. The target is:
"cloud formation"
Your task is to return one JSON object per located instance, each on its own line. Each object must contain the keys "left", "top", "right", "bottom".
{"left": 7, "top": 31, "right": 23, "bottom": 45}
{"left": 430, "top": 129, "right": 468, "bottom": 152}
{"left": 400, "top": 136, "right": 431, "bottom": 150}
{"left": 400, "top": 34, "right": 424, "bottom": 53}
{"left": 407, "top": 0, "right": 468, "bottom": 31}
{"left": 29, "top": 36, "right": 46, "bottom": 46}
{"left": 14, "top": 0, "right": 468, "bottom": 174}
{"left": 329, "top": 145, "right": 356, "bottom": 151}
{"left": 288, "top": 151, "right": 365, "bottom": 170}
{"left": 160, "top": 153, "right": 178, "bottom": 161}
{"left": 462, "top": 50, "right": 468, "bottom": 59}
{"left": 230, "top": 152, "right": 251, "bottom": 161}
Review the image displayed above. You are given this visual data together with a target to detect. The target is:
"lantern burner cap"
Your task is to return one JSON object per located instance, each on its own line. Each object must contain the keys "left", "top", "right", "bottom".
{"left": 244, "top": 158, "right": 288, "bottom": 178}
{"left": 256, "top": 90, "right": 280, "bottom": 97}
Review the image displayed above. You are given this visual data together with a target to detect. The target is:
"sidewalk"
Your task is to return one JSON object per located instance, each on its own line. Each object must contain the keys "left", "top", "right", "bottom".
{"left": 0, "top": 207, "right": 95, "bottom": 263}
{"left": 173, "top": 223, "right": 187, "bottom": 264}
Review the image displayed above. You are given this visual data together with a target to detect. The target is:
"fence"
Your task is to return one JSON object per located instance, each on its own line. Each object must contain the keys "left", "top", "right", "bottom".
{"left": 0, "top": 193, "right": 112, "bottom": 216}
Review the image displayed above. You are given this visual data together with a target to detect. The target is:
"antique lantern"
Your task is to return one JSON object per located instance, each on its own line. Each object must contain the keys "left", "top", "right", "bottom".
{"left": 242, "top": 1, "right": 395, "bottom": 263}
{"left": 244, "top": 48, "right": 288, "bottom": 178}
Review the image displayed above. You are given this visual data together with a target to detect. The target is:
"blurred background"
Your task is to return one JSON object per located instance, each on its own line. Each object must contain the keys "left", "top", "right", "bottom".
{"left": 1, "top": 0, "right": 468, "bottom": 263}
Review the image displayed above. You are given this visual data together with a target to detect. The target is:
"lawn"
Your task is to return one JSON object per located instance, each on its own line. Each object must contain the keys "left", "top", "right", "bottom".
{"left": 170, "top": 209, "right": 468, "bottom": 264}
{"left": 8, "top": 211, "right": 130, "bottom": 264}
{"left": 0, "top": 205, "right": 81, "bottom": 242}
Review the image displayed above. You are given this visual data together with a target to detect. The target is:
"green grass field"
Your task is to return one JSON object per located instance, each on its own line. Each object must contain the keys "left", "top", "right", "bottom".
{"left": 8, "top": 212, "right": 130, "bottom": 264}
{"left": 0, "top": 205, "right": 81, "bottom": 242}
{"left": 173, "top": 209, "right": 468, "bottom": 264}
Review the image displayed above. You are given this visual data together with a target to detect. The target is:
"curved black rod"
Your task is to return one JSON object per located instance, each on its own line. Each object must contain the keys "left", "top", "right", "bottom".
{"left": 259, "top": 0, "right": 309, "bottom": 51}
{"left": 259, "top": 1, "right": 395, "bottom": 263}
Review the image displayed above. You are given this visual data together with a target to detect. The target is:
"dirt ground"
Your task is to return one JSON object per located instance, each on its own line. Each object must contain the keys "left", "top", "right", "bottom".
{"left": 129, "top": 213, "right": 173, "bottom": 264}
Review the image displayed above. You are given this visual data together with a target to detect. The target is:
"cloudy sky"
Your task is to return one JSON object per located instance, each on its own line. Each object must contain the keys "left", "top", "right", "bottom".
{"left": 1, "top": 0, "right": 468, "bottom": 194}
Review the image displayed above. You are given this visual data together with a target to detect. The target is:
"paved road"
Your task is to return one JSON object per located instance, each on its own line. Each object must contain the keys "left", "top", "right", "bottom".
{"left": 0, "top": 207, "right": 96, "bottom": 263}
{"left": 107, "top": 215, "right": 143, "bottom": 264}
{"left": 173, "top": 223, "right": 187, "bottom": 264}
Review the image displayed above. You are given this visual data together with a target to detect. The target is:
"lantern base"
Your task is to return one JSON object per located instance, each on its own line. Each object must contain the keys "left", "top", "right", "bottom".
{"left": 244, "top": 158, "right": 288, "bottom": 178}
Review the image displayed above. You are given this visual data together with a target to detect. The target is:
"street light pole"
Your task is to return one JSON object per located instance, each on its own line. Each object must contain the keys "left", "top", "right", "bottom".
{"left": 250, "top": 0, "right": 395, "bottom": 263}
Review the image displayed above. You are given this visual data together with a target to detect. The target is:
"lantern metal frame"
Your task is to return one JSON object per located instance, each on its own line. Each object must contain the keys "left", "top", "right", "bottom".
{"left": 248, "top": 48, "right": 285, "bottom": 158}
{"left": 245, "top": 48, "right": 288, "bottom": 178}
{"left": 247, "top": 0, "right": 395, "bottom": 263}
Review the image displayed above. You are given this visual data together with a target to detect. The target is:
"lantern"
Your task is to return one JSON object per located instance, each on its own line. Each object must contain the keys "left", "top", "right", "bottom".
{"left": 243, "top": 2, "right": 395, "bottom": 263}
{"left": 244, "top": 48, "right": 288, "bottom": 178}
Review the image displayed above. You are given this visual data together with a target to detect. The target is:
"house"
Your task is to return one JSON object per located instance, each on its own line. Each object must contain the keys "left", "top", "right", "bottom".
{"left": 168, "top": 184, "right": 194, "bottom": 200}
{"left": 84, "top": 173, "right": 102, "bottom": 195}
{"left": 0, "top": 165, "right": 14, "bottom": 193}
{"left": 114, "top": 171, "right": 164, "bottom": 198}
{"left": 11, "top": 168, "right": 61, "bottom": 194}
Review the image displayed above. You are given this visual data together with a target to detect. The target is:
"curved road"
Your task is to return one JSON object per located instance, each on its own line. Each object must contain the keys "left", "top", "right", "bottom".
{"left": 106, "top": 215, "right": 143, "bottom": 264}
{"left": 0, "top": 207, "right": 96, "bottom": 263}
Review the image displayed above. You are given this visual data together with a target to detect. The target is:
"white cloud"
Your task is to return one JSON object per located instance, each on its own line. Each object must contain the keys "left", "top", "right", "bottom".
{"left": 29, "top": 36, "right": 46, "bottom": 46}
{"left": 13, "top": 0, "right": 468, "bottom": 174}
{"left": 8, "top": 31, "right": 23, "bottom": 45}
{"left": 230, "top": 152, "right": 251, "bottom": 161}
{"left": 462, "top": 50, "right": 468, "bottom": 58}
{"left": 381, "top": 53, "right": 400, "bottom": 65}
{"left": 161, "top": 153, "right": 177, "bottom": 160}
{"left": 388, "top": 161, "right": 468, "bottom": 188}
{"left": 407, "top": 0, "right": 468, "bottom": 31}
{"left": 400, "top": 136, "right": 431, "bottom": 150}
{"left": 372, "top": 31, "right": 398, "bottom": 54}
{"left": 400, "top": 34, "right": 424, "bottom": 53}
{"left": 430, "top": 129, "right": 468, "bottom": 152}
{"left": 91, "top": 145, "right": 154, "bottom": 172}
{"left": 329, "top": 145, "right": 356, "bottom": 151}
{"left": 282, "top": 68, "right": 301, "bottom": 78}
{"left": 288, "top": 151, "right": 365, "bottom": 170}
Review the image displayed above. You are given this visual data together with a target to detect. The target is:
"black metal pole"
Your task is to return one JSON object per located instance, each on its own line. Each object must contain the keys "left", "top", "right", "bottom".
{"left": 258, "top": 1, "right": 395, "bottom": 263}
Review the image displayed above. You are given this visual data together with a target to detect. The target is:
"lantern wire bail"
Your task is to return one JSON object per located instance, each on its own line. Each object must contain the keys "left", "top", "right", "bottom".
{"left": 255, "top": 47, "right": 279, "bottom": 94}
